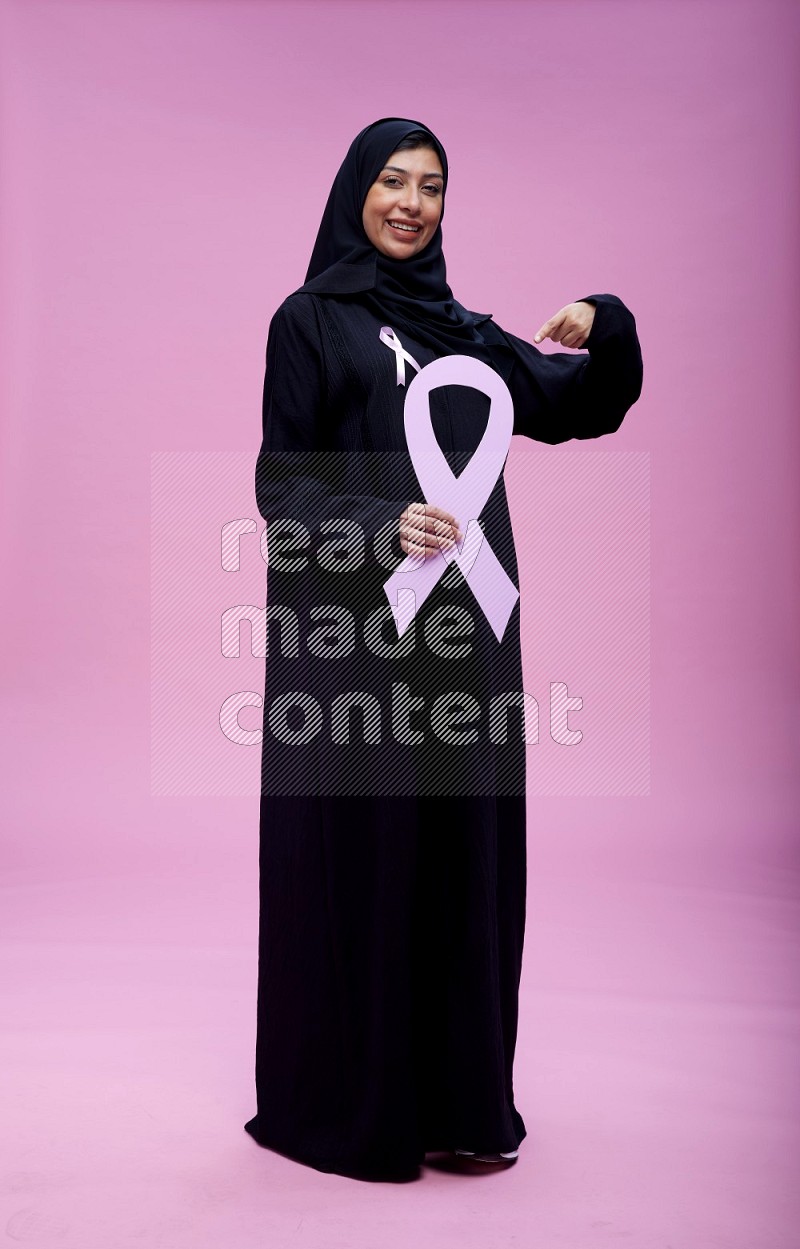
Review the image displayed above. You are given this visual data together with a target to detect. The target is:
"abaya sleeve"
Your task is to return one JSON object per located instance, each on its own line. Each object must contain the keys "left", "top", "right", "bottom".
{"left": 255, "top": 294, "right": 412, "bottom": 575}
{"left": 501, "top": 292, "right": 643, "bottom": 445}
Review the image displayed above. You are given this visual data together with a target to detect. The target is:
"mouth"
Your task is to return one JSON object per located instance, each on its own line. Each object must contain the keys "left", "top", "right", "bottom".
{"left": 385, "top": 219, "right": 423, "bottom": 238}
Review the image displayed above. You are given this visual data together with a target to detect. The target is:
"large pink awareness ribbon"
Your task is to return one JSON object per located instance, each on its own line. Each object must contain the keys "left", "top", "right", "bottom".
{"left": 383, "top": 353, "right": 520, "bottom": 643}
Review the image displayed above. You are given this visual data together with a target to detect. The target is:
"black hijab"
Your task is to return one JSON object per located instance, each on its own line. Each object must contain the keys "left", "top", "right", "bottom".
{"left": 294, "top": 117, "right": 515, "bottom": 380}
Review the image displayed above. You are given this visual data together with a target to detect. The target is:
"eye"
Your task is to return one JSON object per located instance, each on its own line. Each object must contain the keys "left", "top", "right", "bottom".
{"left": 423, "top": 184, "right": 442, "bottom": 196}
{"left": 382, "top": 176, "right": 403, "bottom": 187}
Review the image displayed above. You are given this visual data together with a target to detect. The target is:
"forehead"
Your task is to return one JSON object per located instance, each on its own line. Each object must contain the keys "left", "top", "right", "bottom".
{"left": 379, "top": 146, "right": 444, "bottom": 176}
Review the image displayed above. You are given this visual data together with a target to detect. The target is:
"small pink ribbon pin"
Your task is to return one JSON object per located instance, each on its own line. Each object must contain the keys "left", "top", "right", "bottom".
{"left": 379, "top": 326, "right": 422, "bottom": 386}
{"left": 383, "top": 353, "right": 520, "bottom": 644}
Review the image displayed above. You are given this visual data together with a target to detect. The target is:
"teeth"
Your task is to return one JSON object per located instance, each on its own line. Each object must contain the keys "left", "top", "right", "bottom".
{"left": 388, "top": 222, "right": 420, "bottom": 232}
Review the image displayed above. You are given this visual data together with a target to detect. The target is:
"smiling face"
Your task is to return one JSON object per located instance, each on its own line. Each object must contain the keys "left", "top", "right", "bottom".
{"left": 361, "top": 145, "right": 444, "bottom": 259}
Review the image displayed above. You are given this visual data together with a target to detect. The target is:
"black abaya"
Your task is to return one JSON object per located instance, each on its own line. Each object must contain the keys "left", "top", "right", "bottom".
{"left": 243, "top": 289, "right": 643, "bottom": 1180}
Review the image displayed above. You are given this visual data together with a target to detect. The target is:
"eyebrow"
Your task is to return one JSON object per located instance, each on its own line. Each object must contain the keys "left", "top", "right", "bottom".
{"left": 382, "top": 164, "right": 444, "bottom": 180}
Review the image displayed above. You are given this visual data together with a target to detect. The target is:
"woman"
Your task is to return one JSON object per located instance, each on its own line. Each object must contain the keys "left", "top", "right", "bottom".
{"left": 244, "top": 117, "right": 643, "bottom": 1182}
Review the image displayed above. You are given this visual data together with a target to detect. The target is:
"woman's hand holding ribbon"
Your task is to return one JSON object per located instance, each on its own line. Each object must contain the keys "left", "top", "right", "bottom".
{"left": 398, "top": 502, "right": 462, "bottom": 565}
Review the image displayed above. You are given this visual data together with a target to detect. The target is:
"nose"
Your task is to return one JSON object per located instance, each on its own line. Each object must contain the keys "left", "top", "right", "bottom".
{"left": 397, "top": 183, "right": 421, "bottom": 215}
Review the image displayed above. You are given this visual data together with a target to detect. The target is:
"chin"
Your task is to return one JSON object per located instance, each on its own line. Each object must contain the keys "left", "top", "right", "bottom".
{"left": 384, "top": 238, "right": 426, "bottom": 259}
{"left": 373, "top": 223, "right": 429, "bottom": 259}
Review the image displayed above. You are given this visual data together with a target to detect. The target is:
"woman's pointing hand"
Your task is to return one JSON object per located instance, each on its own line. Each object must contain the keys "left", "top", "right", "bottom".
{"left": 533, "top": 300, "right": 596, "bottom": 349}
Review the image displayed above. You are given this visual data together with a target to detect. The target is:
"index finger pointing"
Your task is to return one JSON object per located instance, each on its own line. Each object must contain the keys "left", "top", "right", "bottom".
{"left": 534, "top": 309, "right": 566, "bottom": 344}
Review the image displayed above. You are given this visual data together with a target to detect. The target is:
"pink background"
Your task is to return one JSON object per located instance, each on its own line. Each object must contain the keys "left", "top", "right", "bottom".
{"left": 1, "top": 0, "right": 798, "bottom": 1245}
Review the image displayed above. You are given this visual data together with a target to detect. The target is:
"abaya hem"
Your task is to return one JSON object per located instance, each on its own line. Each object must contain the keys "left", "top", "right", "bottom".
{"left": 243, "top": 1115, "right": 527, "bottom": 1183}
